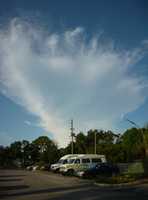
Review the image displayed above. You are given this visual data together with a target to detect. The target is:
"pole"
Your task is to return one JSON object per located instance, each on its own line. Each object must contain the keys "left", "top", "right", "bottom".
{"left": 71, "top": 119, "right": 74, "bottom": 154}
{"left": 94, "top": 131, "right": 97, "bottom": 154}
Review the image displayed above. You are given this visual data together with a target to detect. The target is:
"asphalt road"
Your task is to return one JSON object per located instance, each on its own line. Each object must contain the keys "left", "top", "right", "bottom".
{"left": 0, "top": 170, "right": 148, "bottom": 200}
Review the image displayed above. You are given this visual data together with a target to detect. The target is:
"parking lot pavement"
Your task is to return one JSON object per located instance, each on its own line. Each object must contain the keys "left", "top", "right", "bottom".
{"left": 0, "top": 169, "right": 148, "bottom": 200}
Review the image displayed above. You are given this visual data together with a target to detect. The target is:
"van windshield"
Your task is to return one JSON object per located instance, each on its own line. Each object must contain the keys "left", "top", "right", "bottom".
{"left": 58, "top": 159, "right": 68, "bottom": 164}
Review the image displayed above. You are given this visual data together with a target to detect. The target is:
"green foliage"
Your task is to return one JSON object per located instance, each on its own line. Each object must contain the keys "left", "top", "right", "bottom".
{"left": 121, "top": 128, "right": 144, "bottom": 161}
{"left": 75, "top": 132, "right": 87, "bottom": 154}
{"left": 10, "top": 141, "right": 22, "bottom": 159}
{"left": 1, "top": 126, "right": 148, "bottom": 168}
{"left": 33, "top": 136, "right": 59, "bottom": 164}
{"left": 143, "top": 128, "right": 148, "bottom": 156}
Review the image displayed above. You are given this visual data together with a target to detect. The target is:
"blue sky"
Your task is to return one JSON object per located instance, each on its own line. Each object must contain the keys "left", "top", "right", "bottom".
{"left": 0, "top": 0, "right": 148, "bottom": 147}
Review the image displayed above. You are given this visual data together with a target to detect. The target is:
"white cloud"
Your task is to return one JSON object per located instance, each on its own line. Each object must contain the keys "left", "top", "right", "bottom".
{"left": 0, "top": 18, "right": 148, "bottom": 147}
{"left": 24, "top": 120, "right": 32, "bottom": 126}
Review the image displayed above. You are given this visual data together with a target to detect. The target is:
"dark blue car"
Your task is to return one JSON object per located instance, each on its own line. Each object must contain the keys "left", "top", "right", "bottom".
{"left": 78, "top": 163, "right": 119, "bottom": 178}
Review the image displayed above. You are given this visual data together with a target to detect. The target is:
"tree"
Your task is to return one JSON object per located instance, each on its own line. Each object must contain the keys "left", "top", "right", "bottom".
{"left": 75, "top": 132, "right": 87, "bottom": 154}
{"left": 122, "top": 128, "right": 144, "bottom": 161}
{"left": 86, "top": 129, "right": 97, "bottom": 153}
{"left": 33, "top": 136, "right": 59, "bottom": 164}
{"left": 0, "top": 146, "right": 6, "bottom": 167}
{"left": 9, "top": 140, "right": 32, "bottom": 167}
{"left": 10, "top": 141, "right": 22, "bottom": 161}
{"left": 142, "top": 127, "right": 148, "bottom": 156}
{"left": 142, "top": 127, "right": 148, "bottom": 176}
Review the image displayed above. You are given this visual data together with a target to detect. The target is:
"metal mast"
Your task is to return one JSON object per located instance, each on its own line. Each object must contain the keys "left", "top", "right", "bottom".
{"left": 94, "top": 131, "right": 97, "bottom": 154}
{"left": 70, "top": 119, "right": 75, "bottom": 154}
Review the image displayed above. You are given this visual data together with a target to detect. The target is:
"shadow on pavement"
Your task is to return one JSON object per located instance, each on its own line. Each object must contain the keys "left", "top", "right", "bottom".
{"left": 0, "top": 180, "right": 148, "bottom": 200}
{"left": 0, "top": 184, "right": 92, "bottom": 198}
{"left": 1, "top": 184, "right": 148, "bottom": 200}
{"left": 47, "top": 185, "right": 148, "bottom": 200}
{"left": 0, "top": 185, "right": 29, "bottom": 191}
{"left": 0, "top": 178, "right": 23, "bottom": 182}
{"left": 0, "top": 175, "right": 25, "bottom": 178}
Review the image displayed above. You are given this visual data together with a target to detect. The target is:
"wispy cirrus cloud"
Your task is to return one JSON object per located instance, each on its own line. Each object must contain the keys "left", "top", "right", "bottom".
{"left": 24, "top": 120, "right": 34, "bottom": 126}
{"left": 0, "top": 18, "right": 148, "bottom": 146}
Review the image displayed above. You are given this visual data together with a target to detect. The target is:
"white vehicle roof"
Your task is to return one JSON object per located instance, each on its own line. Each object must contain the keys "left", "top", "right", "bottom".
{"left": 60, "top": 154, "right": 105, "bottom": 160}
{"left": 60, "top": 154, "right": 80, "bottom": 160}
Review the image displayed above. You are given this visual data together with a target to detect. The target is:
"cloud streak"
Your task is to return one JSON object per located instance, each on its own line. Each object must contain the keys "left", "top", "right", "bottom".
{"left": 0, "top": 18, "right": 147, "bottom": 146}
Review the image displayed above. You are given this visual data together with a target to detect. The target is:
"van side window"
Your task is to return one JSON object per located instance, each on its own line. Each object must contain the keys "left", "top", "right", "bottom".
{"left": 63, "top": 159, "right": 68, "bottom": 164}
{"left": 69, "top": 159, "right": 75, "bottom": 163}
{"left": 92, "top": 158, "right": 102, "bottom": 163}
{"left": 75, "top": 159, "right": 80, "bottom": 164}
{"left": 82, "top": 158, "right": 90, "bottom": 163}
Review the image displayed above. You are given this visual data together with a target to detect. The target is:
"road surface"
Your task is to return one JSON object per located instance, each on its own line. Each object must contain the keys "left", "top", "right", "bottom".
{"left": 0, "top": 169, "right": 148, "bottom": 200}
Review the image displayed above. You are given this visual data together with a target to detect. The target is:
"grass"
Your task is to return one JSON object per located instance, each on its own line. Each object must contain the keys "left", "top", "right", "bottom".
{"left": 95, "top": 162, "right": 145, "bottom": 185}
{"left": 127, "top": 162, "right": 144, "bottom": 174}
{"left": 95, "top": 173, "right": 145, "bottom": 184}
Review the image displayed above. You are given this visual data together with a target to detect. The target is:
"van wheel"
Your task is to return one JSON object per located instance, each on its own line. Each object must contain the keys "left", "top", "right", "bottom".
{"left": 55, "top": 168, "right": 59, "bottom": 173}
{"left": 67, "top": 169, "right": 74, "bottom": 176}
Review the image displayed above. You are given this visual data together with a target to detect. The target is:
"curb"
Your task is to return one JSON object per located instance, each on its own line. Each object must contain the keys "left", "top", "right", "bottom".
{"left": 94, "top": 179, "right": 148, "bottom": 188}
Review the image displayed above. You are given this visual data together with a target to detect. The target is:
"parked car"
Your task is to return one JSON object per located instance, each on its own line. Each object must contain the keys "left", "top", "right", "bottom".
{"left": 77, "top": 163, "right": 119, "bottom": 178}
{"left": 26, "top": 165, "right": 33, "bottom": 170}
{"left": 32, "top": 165, "right": 40, "bottom": 171}
{"left": 40, "top": 164, "right": 51, "bottom": 171}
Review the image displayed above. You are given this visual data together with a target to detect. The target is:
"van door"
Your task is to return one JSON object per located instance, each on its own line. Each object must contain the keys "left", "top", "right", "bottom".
{"left": 81, "top": 158, "right": 91, "bottom": 170}
{"left": 73, "top": 158, "right": 81, "bottom": 171}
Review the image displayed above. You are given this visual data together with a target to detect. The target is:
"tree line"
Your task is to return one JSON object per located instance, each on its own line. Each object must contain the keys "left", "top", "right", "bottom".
{"left": 0, "top": 127, "right": 148, "bottom": 168}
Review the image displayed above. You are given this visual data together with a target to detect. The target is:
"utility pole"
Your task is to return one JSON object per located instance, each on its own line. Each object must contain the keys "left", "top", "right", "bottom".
{"left": 94, "top": 131, "right": 97, "bottom": 154}
{"left": 70, "top": 119, "right": 75, "bottom": 154}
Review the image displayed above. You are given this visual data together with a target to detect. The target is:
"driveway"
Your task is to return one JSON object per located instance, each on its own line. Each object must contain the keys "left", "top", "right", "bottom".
{"left": 0, "top": 169, "right": 148, "bottom": 200}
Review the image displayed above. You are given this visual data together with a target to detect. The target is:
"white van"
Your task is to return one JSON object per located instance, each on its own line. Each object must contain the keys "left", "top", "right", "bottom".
{"left": 50, "top": 154, "right": 79, "bottom": 172}
{"left": 59, "top": 154, "right": 106, "bottom": 175}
